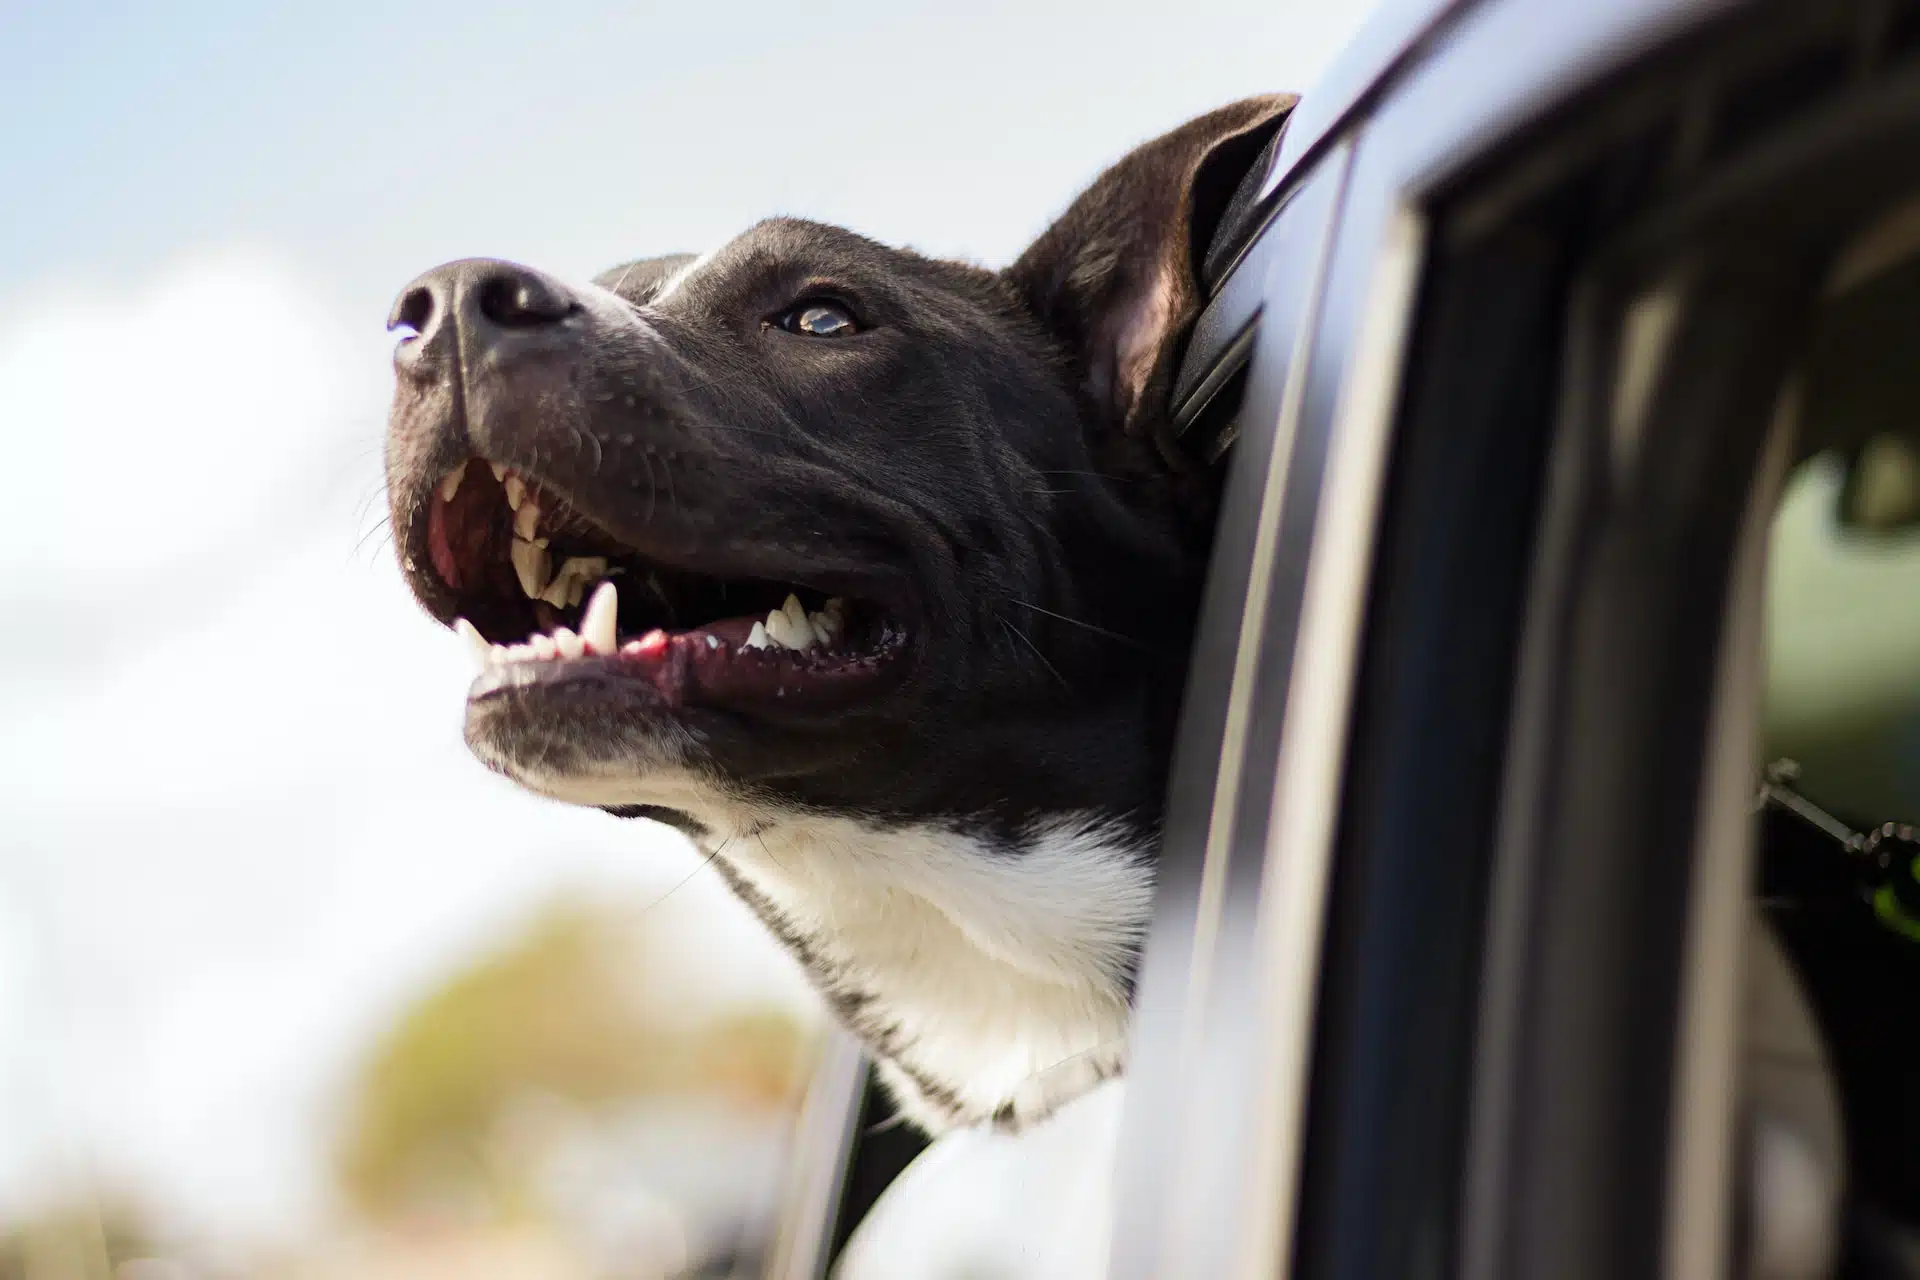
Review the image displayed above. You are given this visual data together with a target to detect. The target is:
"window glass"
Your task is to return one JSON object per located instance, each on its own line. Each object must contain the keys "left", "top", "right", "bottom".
{"left": 1756, "top": 194, "right": 1920, "bottom": 1267}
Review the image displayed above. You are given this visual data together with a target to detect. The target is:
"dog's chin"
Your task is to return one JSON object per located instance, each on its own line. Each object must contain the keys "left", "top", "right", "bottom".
{"left": 460, "top": 645, "right": 916, "bottom": 809}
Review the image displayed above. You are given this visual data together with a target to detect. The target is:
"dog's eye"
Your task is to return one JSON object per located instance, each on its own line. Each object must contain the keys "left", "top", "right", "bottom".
{"left": 777, "top": 301, "right": 860, "bottom": 337}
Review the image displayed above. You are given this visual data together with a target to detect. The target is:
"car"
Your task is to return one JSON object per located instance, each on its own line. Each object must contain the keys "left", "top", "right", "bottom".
{"left": 757, "top": 0, "right": 1920, "bottom": 1274}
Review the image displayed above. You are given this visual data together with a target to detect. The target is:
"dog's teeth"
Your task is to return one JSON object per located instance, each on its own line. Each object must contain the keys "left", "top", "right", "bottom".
{"left": 782, "top": 593, "right": 810, "bottom": 633}
{"left": 825, "top": 597, "right": 846, "bottom": 616}
{"left": 510, "top": 538, "right": 552, "bottom": 599}
{"left": 438, "top": 466, "right": 467, "bottom": 503}
{"left": 490, "top": 461, "right": 509, "bottom": 482}
{"left": 531, "top": 634, "right": 559, "bottom": 660}
{"left": 765, "top": 605, "right": 813, "bottom": 652}
{"left": 762, "top": 607, "right": 795, "bottom": 649}
{"left": 513, "top": 501, "right": 540, "bottom": 541}
{"left": 453, "top": 617, "right": 490, "bottom": 666}
{"left": 553, "top": 628, "right": 585, "bottom": 660}
{"left": 809, "top": 611, "right": 839, "bottom": 647}
{"left": 505, "top": 475, "right": 527, "bottom": 511}
{"left": 744, "top": 620, "right": 771, "bottom": 651}
{"left": 705, "top": 634, "right": 721, "bottom": 651}
{"left": 533, "top": 556, "right": 607, "bottom": 611}
{"left": 581, "top": 582, "right": 618, "bottom": 654}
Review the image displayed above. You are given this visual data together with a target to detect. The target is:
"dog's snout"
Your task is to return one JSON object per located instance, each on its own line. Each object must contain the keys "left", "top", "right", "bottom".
{"left": 388, "top": 278, "right": 441, "bottom": 337}
{"left": 388, "top": 259, "right": 577, "bottom": 375}
{"left": 474, "top": 266, "right": 574, "bottom": 328}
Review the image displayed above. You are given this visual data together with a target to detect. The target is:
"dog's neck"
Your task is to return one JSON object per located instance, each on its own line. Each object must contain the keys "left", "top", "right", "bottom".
{"left": 537, "top": 765, "right": 1153, "bottom": 1131}
{"left": 709, "top": 806, "right": 1153, "bottom": 1131}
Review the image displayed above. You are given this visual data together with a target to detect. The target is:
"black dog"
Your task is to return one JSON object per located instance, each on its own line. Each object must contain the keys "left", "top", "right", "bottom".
{"left": 385, "top": 96, "right": 1295, "bottom": 1133}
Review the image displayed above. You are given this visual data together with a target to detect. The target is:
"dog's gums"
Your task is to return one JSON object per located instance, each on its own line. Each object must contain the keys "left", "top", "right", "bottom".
{"left": 421, "top": 456, "right": 908, "bottom": 714}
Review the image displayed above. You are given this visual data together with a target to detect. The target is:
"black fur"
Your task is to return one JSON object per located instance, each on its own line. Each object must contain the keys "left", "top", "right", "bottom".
{"left": 383, "top": 99, "right": 1296, "bottom": 1126}
{"left": 386, "top": 96, "right": 1293, "bottom": 839}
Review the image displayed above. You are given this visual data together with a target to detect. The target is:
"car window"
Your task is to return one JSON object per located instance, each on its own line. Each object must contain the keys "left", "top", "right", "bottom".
{"left": 1751, "top": 197, "right": 1920, "bottom": 1275}
{"left": 1766, "top": 207, "right": 1920, "bottom": 824}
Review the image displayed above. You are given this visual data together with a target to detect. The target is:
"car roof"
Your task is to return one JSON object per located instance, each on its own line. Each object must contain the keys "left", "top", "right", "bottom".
{"left": 1264, "top": 0, "right": 1462, "bottom": 188}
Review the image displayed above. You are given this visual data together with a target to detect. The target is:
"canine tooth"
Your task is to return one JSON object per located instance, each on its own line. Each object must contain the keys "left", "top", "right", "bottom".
{"left": 765, "top": 606, "right": 812, "bottom": 651}
{"left": 513, "top": 501, "right": 540, "bottom": 541}
{"left": 505, "top": 475, "right": 527, "bottom": 511}
{"left": 782, "top": 593, "right": 810, "bottom": 634}
{"left": 490, "top": 461, "right": 509, "bottom": 482}
{"left": 553, "top": 628, "right": 585, "bottom": 660}
{"left": 744, "top": 620, "right": 771, "bottom": 650}
{"left": 438, "top": 467, "right": 467, "bottom": 503}
{"left": 454, "top": 617, "right": 489, "bottom": 664}
{"left": 762, "top": 608, "right": 793, "bottom": 649}
{"left": 581, "top": 582, "right": 618, "bottom": 653}
{"left": 510, "top": 538, "right": 551, "bottom": 599}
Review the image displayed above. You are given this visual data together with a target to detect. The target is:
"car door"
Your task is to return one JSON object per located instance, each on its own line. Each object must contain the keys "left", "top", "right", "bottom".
{"left": 1118, "top": 0, "right": 1920, "bottom": 1278}
{"left": 766, "top": 0, "right": 1920, "bottom": 1276}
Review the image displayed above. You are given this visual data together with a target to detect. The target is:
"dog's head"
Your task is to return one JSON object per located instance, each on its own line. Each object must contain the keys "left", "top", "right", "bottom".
{"left": 385, "top": 97, "right": 1294, "bottom": 835}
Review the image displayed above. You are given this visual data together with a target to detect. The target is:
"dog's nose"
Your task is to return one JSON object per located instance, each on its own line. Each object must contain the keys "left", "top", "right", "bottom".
{"left": 388, "top": 259, "right": 576, "bottom": 373}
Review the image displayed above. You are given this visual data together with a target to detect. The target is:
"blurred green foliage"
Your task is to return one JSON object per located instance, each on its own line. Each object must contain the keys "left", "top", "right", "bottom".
{"left": 335, "top": 899, "right": 815, "bottom": 1220}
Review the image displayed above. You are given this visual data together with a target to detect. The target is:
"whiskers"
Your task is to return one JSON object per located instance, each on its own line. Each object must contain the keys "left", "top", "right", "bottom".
{"left": 1005, "top": 599, "right": 1159, "bottom": 655}
{"left": 631, "top": 832, "right": 734, "bottom": 924}
{"left": 352, "top": 511, "right": 395, "bottom": 566}
{"left": 350, "top": 474, "right": 397, "bottom": 567}
{"left": 996, "top": 614, "right": 1070, "bottom": 692}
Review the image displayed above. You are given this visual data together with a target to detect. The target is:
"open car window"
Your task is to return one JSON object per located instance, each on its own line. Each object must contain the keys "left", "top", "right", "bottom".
{"left": 766, "top": 3, "right": 1920, "bottom": 1278}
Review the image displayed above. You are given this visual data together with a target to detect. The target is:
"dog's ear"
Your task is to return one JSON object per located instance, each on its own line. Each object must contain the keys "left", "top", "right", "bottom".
{"left": 1005, "top": 95, "right": 1297, "bottom": 459}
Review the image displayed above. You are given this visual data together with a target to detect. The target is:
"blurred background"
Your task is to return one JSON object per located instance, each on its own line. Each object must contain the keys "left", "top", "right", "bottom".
{"left": 0, "top": 2, "right": 1375, "bottom": 1275}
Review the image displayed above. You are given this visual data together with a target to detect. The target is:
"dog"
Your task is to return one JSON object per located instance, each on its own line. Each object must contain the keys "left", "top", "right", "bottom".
{"left": 384, "top": 95, "right": 1296, "bottom": 1135}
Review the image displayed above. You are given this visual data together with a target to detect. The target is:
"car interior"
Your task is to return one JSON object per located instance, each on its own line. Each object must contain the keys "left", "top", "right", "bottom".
{"left": 1751, "top": 194, "right": 1920, "bottom": 1278}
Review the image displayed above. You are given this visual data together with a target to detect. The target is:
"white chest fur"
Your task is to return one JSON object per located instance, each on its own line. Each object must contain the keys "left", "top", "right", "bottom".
{"left": 507, "top": 762, "right": 1155, "bottom": 1131}
{"left": 711, "top": 809, "right": 1154, "bottom": 1130}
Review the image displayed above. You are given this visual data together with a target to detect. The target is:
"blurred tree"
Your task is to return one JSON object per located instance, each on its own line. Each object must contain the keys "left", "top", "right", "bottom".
{"left": 334, "top": 899, "right": 813, "bottom": 1223}
{"left": 0, "top": 1197, "right": 152, "bottom": 1280}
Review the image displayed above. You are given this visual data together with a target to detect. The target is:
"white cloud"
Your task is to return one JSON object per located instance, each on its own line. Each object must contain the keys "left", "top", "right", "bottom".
{"left": 0, "top": 248, "right": 368, "bottom": 592}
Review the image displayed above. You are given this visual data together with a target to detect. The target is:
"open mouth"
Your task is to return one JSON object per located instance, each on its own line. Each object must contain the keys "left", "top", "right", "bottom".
{"left": 420, "top": 459, "right": 909, "bottom": 713}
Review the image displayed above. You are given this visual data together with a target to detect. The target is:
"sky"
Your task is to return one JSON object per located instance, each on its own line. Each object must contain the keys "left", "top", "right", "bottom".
{"left": 0, "top": 0, "right": 1379, "bottom": 1247}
